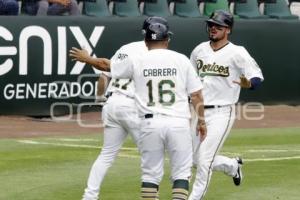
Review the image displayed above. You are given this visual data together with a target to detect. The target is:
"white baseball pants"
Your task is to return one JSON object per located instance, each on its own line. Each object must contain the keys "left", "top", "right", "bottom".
{"left": 189, "top": 105, "right": 237, "bottom": 200}
{"left": 82, "top": 93, "right": 140, "bottom": 200}
{"left": 139, "top": 115, "right": 193, "bottom": 185}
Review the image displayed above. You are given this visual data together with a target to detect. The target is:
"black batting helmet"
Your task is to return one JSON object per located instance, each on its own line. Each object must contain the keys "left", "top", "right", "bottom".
{"left": 142, "top": 16, "right": 169, "bottom": 33}
{"left": 206, "top": 10, "right": 234, "bottom": 28}
{"left": 144, "top": 23, "right": 173, "bottom": 41}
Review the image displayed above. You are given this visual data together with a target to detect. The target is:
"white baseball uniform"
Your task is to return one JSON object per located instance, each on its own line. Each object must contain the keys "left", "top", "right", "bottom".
{"left": 188, "top": 41, "right": 264, "bottom": 200}
{"left": 82, "top": 41, "right": 147, "bottom": 200}
{"left": 111, "top": 48, "right": 203, "bottom": 185}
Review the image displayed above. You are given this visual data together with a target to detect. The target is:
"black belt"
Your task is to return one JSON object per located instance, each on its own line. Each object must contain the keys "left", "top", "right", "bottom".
{"left": 204, "top": 105, "right": 224, "bottom": 109}
{"left": 144, "top": 114, "right": 153, "bottom": 119}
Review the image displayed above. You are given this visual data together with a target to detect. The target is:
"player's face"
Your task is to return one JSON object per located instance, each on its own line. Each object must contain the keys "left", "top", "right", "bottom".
{"left": 207, "top": 22, "right": 228, "bottom": 42}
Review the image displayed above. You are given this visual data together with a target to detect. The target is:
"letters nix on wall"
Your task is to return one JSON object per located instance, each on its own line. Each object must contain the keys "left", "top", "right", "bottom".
{"left": 0, "top": 21, "right": 106, "bottom": 116}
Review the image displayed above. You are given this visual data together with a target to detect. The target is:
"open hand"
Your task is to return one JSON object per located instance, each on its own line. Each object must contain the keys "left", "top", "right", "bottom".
{"left": 196, "top": 121, "right": 207, "bottom": 142}
{"left": 233, "top": 75, "right": 251, "bottom": 88}
{"left": 69, "top": 47, "right": 89, "bottom": 63}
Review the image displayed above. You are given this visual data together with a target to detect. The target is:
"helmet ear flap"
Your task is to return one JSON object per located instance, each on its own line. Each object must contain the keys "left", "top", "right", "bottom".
{"left": 206, "top": 23, "right": 209, "bottom": 33}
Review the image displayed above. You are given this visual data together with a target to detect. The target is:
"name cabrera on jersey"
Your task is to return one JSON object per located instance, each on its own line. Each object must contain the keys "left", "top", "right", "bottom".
{"left": 105, "top": 41, "right": 148, "bottom": 98}
{"left": 190, "top": 41, "right": 264, "bottom": 105}
{"left": 111, "top": 49, "right": 203, "bottom": 119}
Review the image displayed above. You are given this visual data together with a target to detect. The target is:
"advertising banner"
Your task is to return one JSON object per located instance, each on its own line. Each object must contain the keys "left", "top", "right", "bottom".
{"left": 0, "top": 17, "right": 300, "bottom": 116}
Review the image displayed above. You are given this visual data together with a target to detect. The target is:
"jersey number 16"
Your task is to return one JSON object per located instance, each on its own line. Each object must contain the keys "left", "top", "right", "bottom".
{"left": 146, "top": 79, "right": 175, "bottom": 107}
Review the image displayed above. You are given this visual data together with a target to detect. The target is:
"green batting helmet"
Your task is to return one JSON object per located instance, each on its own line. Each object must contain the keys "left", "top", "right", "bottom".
{"left": 206, "top": 10, "right": 234, "bottom": 28}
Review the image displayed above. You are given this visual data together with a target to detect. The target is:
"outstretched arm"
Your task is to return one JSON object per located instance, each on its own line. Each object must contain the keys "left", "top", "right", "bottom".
{"left": 69, "top": 47, "right": 111, "bottom": 72}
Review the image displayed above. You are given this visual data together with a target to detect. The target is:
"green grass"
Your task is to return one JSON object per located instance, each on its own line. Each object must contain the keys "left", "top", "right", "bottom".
{"left": 0, "top": 128, "right": 299, "bottom": 200}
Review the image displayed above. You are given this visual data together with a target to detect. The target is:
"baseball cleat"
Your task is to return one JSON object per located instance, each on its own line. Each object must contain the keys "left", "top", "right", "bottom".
{"left": 233, "top": 157, "right": 243, "bottom": 186}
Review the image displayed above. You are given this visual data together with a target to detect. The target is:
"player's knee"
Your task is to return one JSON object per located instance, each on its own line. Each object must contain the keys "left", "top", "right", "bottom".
{"left": 172, "top": 179, "right": 189, "bottom": 200}
{"left": 198, "top": 157, "right": 214, "bottom": 168}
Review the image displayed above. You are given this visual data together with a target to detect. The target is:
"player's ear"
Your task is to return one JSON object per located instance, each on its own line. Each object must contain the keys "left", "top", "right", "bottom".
{"left": 226, "top": 28, "right": 231, "bottom": 34}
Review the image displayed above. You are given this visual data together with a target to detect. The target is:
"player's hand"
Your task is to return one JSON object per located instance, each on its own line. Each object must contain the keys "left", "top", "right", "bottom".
{"left": 196, "top": 120, "right": 207, "bottom": 142}
{"left": 233, "top": 75, "right": 251, "bottom": 88}
{"left": 69, "top": 47, "right": 89, "bottom": 63}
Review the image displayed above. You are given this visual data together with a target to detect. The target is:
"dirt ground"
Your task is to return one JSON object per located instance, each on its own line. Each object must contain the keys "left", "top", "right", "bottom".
{"left": 0, "top": 105, "right": 299, "bottom": 138}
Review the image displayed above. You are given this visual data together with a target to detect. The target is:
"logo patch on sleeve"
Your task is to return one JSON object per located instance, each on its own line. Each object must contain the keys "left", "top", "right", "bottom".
{"left": 117, "top": 53, "right": 128, "bottom": 60}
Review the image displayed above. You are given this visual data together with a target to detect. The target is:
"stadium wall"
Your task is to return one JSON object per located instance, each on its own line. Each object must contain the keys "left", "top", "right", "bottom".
{"left": 0, "top": 16, "right": 299, "bottom": 116}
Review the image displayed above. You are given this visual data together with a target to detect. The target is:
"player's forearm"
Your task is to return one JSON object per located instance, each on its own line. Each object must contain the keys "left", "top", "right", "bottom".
{"left": 85, "top": 57, "right": 111, "bottom": 72}
{"left": 97, "top": 75, "right": 109, "bottom": 96}
{"left": 190, "top": 90, "right": 205, "bottom": 123}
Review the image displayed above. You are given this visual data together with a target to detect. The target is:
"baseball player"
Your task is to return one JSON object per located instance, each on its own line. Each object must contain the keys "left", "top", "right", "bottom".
{"left": 110, "top": 23, "right": 207, "bottom": 200}
{"left": 188, "top": 10, "right": 264, "bottom": 200}
{"left": 70, "top": 17, "right": 171, "bottom": 200}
